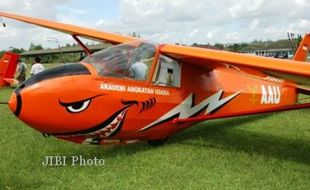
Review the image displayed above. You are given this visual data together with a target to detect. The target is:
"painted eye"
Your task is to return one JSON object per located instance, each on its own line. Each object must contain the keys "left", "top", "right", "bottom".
{"left": 59, "top": 95, "right": 103, "bottom": 114}
{"left": 66, "top": 99, "right": 91, "bottom": 113}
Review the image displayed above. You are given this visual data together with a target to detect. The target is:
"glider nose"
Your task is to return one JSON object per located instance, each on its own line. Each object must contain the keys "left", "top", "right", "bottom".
{"left": 6, "top": 63, "right": 94, "bottom": 134}
{"left": 8, "top": 92, "right": 20, "bottom": 116}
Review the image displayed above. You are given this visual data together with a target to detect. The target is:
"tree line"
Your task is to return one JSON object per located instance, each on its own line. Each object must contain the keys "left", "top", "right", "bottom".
{"left": 0, "top": 34, "right": 302, "bottom": 63}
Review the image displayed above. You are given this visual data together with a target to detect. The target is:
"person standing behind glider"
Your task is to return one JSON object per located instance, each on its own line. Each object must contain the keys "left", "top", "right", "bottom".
{"left": 16, "top": 59, "right": 27, "bottom": 83}
{"left": 30, "top": 57, "right": 45, "bottom": 76}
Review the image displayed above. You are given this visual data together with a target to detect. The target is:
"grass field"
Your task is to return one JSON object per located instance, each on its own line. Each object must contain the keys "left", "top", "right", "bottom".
{"left": 0, "top": 64, "right": 310, "bottom": 190}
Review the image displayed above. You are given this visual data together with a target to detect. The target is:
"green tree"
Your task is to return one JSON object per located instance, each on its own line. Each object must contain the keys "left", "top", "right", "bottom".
{"left": 10, "top": 47, "right": 26, "bottom": 54}
{"left": 226, "top": 43, "right": 249, "bottom": 52}
{"left": 130, "top": 32, "right": 141, "bottom": 38}
{"left": 29, "top": 43, "right": 43, "bottom": 51}
{"left": 296, "top": 34, "right": 303, "bottom": 47}
{"left": 0, "top": 50, "right": 5, "bottom": 57}
{"left": 214, "top": 43, "right": 224, "bottom": 50}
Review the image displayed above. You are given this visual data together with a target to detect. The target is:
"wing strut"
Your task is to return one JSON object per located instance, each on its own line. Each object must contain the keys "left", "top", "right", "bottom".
{"left": 72, "top": 34, "right": 92, "bottom": 55}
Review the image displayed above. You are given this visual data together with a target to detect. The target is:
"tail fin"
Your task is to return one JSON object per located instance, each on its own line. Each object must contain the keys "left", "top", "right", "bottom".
{"left": 0, "top": 52, "right": 20, "bottom": 87}
{"left": 293, "top": 33, "right": 310, "bottom": 62}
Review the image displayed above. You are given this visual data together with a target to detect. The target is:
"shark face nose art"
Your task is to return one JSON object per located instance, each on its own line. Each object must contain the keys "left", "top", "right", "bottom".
{"left": 8, "top": 63, "right": 91, "bottom": 118}
{"left": 1, "top": 11, "right": 309, "bottom": 147}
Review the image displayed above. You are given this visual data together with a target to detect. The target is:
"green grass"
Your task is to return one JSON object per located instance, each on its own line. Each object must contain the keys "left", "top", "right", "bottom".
{"left": 1, "top": 68, "right": 310, "bottom": 189}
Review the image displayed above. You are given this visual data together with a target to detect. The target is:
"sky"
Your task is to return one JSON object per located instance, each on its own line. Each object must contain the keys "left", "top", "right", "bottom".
{"left": 0, "top": 0, "right": 309, "bottom": 50}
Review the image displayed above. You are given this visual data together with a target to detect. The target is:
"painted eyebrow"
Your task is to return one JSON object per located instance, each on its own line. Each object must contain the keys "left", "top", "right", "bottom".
{"left": 59, "top": 94, "right": 104, "bottom": 106}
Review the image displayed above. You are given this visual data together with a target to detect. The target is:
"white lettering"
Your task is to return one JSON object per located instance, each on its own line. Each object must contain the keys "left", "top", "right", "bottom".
{"left": 260, "top": 85, "right": 281, "bottom": 104}
{"left": 86, "top": 158, "right": 93, "bottom": 166}
{"left": 42, "top": 156, "right": 67, "bottom": 166}
{"left": 267, "top": 85, "right": 274, "bottom": 104}
{"left": 98, "top": 158, "right": 105, "bottom": 165}
{"left": 274, "top": 86, "right": 281, "bottom": 104}
{"left": 42, "top": 155, "right": 105, "bottom": 166}
{"left": 261, "top": 85, "right": 268, "bottom": 104}
{"left": 155, "top": 89, "right": 170, "bottom": 96}
{"left": 71, "top": 156, "right": 79, "bottom": 166}
{"left": 55, "top": 156, "right": 66, "bottom": 166}
{"left": 127, "top": 86, "right": 154, "bottom": 94}
{"left": 99, "top": 83, "right": 170, "bottom": 96}
{"left": 100, "top": 83, "right": 126, "bottom": 92}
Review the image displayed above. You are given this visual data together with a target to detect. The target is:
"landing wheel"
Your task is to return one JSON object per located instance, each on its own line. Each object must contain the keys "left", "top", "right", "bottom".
{"left": 147, "top": 138, "right": 168, "bottom": 146}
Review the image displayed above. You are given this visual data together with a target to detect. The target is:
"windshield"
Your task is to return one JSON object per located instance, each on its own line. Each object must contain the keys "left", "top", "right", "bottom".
{"left": 83, "top": 41, "right": 157, "bottom": 80}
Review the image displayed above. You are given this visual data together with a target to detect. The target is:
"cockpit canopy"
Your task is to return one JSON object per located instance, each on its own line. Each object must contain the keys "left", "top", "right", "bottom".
{"left": 83, "top": 41, "right": 157, "bottom": 80}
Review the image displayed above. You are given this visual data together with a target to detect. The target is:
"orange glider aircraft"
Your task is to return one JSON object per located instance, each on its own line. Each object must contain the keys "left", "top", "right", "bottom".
{"left": 0, "top": 51, "right": 19, "bottom": 88}
{"left": 0, "top": 12, "right": 309, "bottom": 145}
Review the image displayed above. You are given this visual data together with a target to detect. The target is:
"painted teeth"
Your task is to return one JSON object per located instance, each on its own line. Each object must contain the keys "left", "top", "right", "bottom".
{"left": 60, "top": 109, "right": 127, "bottom": 138}
{"left": 92, "top": 109, "right": 126, "bottom": 137}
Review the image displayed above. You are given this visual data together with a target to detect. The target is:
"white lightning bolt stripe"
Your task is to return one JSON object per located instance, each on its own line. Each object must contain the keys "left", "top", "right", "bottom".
{"left": 139, "top": 90, "right": 242, "bottom": 132}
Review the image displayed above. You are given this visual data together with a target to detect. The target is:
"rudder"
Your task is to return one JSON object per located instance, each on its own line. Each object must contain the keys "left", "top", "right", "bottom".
{"left": 0, "top": 52, "right": 20, "bottom": 87}
{"left": 293, "top": 33, "right": 310, "bottom": 62}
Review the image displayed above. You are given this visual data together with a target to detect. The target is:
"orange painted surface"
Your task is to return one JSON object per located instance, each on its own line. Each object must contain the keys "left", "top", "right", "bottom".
{"left": 0, "top": 12, "right": 136, "bottom": 45}
{"left": 294, "top": 33, "right": 310, "bottom": 61}
{"left": 7, "top": 52, "right": 300, "bottom": 145}
{"left": 0, "top": 52, "right": 19, "bottom": 87}
{"left": 160, "top": 44, "right": 310, "bottom": 78}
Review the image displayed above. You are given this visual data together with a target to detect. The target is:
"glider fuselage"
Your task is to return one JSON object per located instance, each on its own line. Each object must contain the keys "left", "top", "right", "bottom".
{"left": 8, "top": 42, "right": 297, "bottom": 145}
